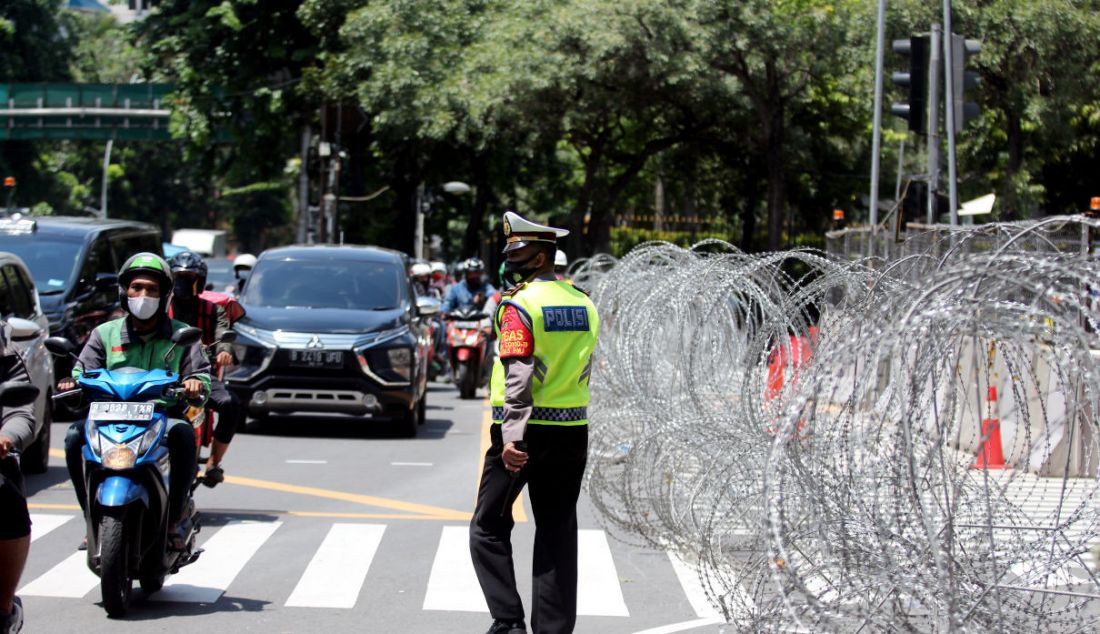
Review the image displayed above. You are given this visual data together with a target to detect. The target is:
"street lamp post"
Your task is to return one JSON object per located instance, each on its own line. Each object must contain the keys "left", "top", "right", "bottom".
{"left": 415, "top": 181, "right": 471, "bottom": 260}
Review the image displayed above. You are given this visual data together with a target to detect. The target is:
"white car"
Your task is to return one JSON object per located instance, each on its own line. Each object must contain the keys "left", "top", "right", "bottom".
{"left": 0, "top": 251, "right": 55, "bottom": 473}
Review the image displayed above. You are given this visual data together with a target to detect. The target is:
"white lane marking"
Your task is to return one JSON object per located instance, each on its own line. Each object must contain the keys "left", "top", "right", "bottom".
{"left": 19, "top": 552, "right": 99, "bottom": 598}
{"left": 285, "top": 460, "right": 328, "bottom": 464}
{"left": 630, "top": 617, "right": 726, "bottom": 634}
{"left": 423, "top": 525, "right": 489, "bottom": 612}
{"left": 285, "top": 524, "right": 385, "bottom": 609}
{"left": 29, "top": 514, "right": 73, "bottom": 543}
{"left": 156, "top": 521, "right": 282, "bottom": 603}
{"left": 391, "top": 462, "right": 433, "bottom": 467}
{"left": 576, "top": 529, "right": 630, "bottom": 617}
{"left": 667, "top": 552, "right": 724, "bottom": 618}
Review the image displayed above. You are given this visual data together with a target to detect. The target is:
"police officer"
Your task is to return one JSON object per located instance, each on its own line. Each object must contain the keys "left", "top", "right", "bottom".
{"left": 470, "top": 212, "right": 599, "bottom": 634}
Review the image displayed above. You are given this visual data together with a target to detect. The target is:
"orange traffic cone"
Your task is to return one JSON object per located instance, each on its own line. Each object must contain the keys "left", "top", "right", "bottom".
{"left": 972, "top": 386, "right": 1010, "bottom": 469}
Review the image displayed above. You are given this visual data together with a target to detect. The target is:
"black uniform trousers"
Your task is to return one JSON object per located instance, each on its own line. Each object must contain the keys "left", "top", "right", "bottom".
{"left": 470, "top": 423, "right": 588, "bottom": 634}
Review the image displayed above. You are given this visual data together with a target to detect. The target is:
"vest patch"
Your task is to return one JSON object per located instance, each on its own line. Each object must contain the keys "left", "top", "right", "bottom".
{"left": 542, "top": 306, "right": 589, "bottom": 332}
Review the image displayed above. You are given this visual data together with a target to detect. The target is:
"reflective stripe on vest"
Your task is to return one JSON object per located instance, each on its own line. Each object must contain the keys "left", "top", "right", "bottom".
{"left": 489, "top": 279, "right": 599, "bottom": 426}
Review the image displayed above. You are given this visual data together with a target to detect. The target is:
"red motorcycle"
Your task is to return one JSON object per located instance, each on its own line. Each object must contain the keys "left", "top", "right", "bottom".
{"left": 187, "top": 291, "right": 245, "bottom": 452}
{"left": 445, "top": 307, "right": 493, "bottom": 399}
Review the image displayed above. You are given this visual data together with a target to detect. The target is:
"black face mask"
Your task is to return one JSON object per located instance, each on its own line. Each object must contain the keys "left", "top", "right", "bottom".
{"left": 173, "top": 278, "right": 196, "bottom": 300}
{"left": 503, "top": 253, "right": 541, "bottom": 285}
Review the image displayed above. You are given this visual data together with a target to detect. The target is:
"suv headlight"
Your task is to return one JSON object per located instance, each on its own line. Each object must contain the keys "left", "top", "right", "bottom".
{"left": 387, "top": 348, "right": 413, "bottom": 381}
{"left": 358, "top": 345, "right": 415, "bottom": 385}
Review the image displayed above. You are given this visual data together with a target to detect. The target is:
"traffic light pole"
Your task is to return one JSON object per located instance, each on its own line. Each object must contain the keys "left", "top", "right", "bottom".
{"left": 926, "top": 25, "right": 942, "bottom": 224}
{"left": 942, "top": 0, "right": 959, "bottom": 225}
{"left": 868, "top": 0, "right": 887, "bottom": 241}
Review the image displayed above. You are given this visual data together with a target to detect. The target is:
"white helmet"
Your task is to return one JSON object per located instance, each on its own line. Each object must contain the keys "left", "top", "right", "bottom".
{"left": 233, "top": 253, "right": 258, "bottom": 271}
{"left": 430, "top": 261, "right": 446, "bottom": 274}
{"left": 410, "top": 262, "right": 431, "bottom": 277}
{"left": 554, "top": 250, "right": 568, "bottom": 268}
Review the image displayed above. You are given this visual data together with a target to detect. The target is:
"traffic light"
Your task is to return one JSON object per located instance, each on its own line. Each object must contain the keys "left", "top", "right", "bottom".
{"left": 891, "top": 36, "right": 929, "bottom": 134}
{"left": 950, "top": 34, "right": 981, "bottom": 132}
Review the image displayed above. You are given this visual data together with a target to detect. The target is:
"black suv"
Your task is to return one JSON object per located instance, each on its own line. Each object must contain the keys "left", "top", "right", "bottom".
{"left": 225, "top": 245, "right": 436, "bottom": 436}
{"left": 0, "top": 215, "right": 162, "bottom": 379}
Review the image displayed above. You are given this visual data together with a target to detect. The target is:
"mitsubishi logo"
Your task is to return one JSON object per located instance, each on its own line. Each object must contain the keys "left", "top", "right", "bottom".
{"left": 306, "top": 336, "right": 324, "bottom": 349}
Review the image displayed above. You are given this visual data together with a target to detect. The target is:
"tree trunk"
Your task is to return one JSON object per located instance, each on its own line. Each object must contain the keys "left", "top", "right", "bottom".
{"left": 765, "top": 112, "right": 786, "bottom": 251}
{"left": 463, "top": 154, "right": 490, "bottom": 260}
{"left": 1003, "top": 109, "right": 1024, "bottom": 219}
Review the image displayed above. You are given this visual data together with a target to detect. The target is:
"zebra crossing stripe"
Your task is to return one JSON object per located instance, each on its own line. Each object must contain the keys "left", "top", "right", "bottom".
{"left": 155, "top": 521, "right": 282, "bottom": 603}
{"left": 29, "top": 513, "right": 73, "bottom": 543}
{"left": 576, "top": 529, "right": 629, "bottom": 617}
{"left": 285, "top": 523, "right": 386, "bottom": 609}
{"left": 19, "top": 551, "right": 99, "bottom": 598}
{"left": 667, "top": 552, "right": 724, "bottom": 619}
{"left": 423, "top": 525, "right": 488, "bottom": 612}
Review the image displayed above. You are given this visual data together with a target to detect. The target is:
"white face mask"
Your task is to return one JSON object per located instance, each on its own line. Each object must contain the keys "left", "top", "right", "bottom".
{"left": 128, "top": 296, "right": 159, "bottom": 321}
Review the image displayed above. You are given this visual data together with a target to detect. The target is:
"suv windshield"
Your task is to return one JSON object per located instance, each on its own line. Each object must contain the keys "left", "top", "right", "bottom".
{"left": 241, "top": 258, "right": 404, "bottom": 310}
{"left": 0, "top": 235, "right": 83, "bottom": 294}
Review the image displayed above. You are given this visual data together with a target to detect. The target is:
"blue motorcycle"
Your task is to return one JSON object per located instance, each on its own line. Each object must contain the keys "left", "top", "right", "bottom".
{"left": 47, "top": 327, "right": 205, "bottom": 617}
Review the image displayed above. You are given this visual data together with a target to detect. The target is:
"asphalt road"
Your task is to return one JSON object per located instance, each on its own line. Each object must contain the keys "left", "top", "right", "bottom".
{"left": 17, "top": 382, "right": 723, "bottom": 634}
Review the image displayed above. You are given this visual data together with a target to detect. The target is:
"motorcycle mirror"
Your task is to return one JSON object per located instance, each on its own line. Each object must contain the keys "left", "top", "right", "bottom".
{"left": 45, "top": 336, "right": 78, "bottom": 359}
{"left": 416, "top": 296, "right": 441, "bottom": 317}
{"left": 0, "top": 381, "right": 40, "bottom": 407}
{"left": 218, "top": 331, "right": 238, "bottom": 344}
{"left": 171, "top": 327, "right": 203, "bottom": 347}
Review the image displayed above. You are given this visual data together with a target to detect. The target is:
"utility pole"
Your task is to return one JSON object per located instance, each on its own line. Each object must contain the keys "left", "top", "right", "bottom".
{"left": 942, "top": 0, "right": 959, "bottom": 226}
{"left": 100, "top": 139, "right": 113, "bottom": 219}
{"left": 414, "top": 183, "right": 426, "bottom": 260}
{"left": 926, "top": 25, "right": 942, "bottom": 224}
{"left": 296, "top": 124, "right": 310, "bottom": 244}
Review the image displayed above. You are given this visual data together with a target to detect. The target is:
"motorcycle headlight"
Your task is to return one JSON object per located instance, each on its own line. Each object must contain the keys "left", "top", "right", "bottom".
{"left": 86, "top": 420, "right": 102, "bottom": 457}
{"left": 136, "top": 419, "right": 164, "bottom": 456}
{"left": 464, "top": 334, "right": 479, "bottom": 346}
{"left": 102, "top": 444, "right": 136, "bottom": 470}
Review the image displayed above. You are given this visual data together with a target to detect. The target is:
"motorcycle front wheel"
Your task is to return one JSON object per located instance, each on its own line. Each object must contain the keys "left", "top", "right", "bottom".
{"left": 99, "top": 511, "right": 133, "bottom": 617}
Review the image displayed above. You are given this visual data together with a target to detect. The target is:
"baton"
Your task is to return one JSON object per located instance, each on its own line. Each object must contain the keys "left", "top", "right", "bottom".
{"left": 499, "top": 441, "right": 528, "bottom": 518}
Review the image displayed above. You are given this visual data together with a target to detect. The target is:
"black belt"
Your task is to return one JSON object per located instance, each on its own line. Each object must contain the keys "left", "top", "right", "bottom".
{"left": 491, "top": 406, "right": 588, "bottom": 422}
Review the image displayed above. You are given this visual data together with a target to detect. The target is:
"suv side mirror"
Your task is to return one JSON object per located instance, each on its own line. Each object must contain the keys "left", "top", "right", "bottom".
{"left": 416, "top": 296, "right": 441, "bottom": 317}
{"left": 7, "top": 317, "right": 42, "bottom": 341}
{"left": 171, "top": 327, "right": 203, "bottom": 348}
{"left": 0, "top": 381, "right": 40, "bottom": 407}
{"left": 95, "top": 273, "right": 119, "bottom": 292}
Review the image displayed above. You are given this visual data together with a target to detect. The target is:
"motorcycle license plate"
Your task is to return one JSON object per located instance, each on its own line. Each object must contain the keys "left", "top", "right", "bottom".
{"left": 89, "top": 401, "right": 155, "bottom": 422}
{"left": 452, "top": 321, "right": 481, "bottom": 329}
{"left": 289, "top": 350, "right": 344, "bottom": 368}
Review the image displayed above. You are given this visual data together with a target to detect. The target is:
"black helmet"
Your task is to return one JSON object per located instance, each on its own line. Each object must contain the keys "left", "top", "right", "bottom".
{"left": 169, "top": 250, "right": 208, "bottom": 279}
{"left": 464, "top": 257, "right": 485, "bottom": 273}
{"left": 118, "top": 252, "right": 173, "bottom": 317}
{"left": 169, "top": 250, "right": 209, "bottom": 295}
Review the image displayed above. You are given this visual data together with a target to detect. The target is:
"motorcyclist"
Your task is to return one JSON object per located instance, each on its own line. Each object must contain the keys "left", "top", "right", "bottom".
{"left": 232, "top": 253, "right": 257, "bottom": 295}
{"left": 0, "top": 321, "right": 36, "bottom": 634}
{"left": 442, "top": 258, "right": 496, "bottom": 314}
{"left": 429, "top": 261, "right": 449, "bottom": 296}
{"left": 554, "top": 249, "right": 570, "bottom": 280}
{"left": 58, "top": 253, "right": 210, "bottom": 550}
{"left": 167, "top": 250, "right": 242, "bottom": 487}
{"left": 411, "top": 262, "right": 439, "bottom": 299}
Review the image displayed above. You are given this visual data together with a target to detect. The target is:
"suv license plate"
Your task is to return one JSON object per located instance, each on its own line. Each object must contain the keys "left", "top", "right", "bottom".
{"left": 289, "top": 350, "right": 344, "bottom": 368}
{"left": 89, "top": 401, "right": 155, "bottom": 422}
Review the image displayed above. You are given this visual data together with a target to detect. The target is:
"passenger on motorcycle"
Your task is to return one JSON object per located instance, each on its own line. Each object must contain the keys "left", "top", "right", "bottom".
{"left": 411, "top": 262, "right": 439, "bottom": 299}
{"left": 429, "top": 261, "right": 449, "bottom": 296}
{"left": 58, "top": 253, "right": 210, "bottom": 550}
{"left": 167, "top": 250, "right": 243, "bottom": 487}
{"left": 441, "top": 258, "right": 496, "bottom": 314}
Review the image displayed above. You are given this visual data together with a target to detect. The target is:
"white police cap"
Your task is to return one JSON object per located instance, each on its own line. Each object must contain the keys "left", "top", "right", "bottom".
{"left": 501, "top": 211, "right": 569, "bottom": 253}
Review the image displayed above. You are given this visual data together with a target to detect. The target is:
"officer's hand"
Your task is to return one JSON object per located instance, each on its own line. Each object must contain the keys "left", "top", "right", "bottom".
{"left": 57, "top": 378, "right": 76, "bottom": 392}
{"left": 183, "top": 378, "right": 204, "bottom": 398}
{"left": 0, "top": 435, "right": 14, "bottom": 460}
{"left": 502, "top": 442, "right": 528, "bottom": 472}
{"left": 216, "top": 351, "right": 235, "bottom": 368}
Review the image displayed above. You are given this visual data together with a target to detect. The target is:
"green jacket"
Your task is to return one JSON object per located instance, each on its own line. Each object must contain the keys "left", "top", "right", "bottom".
{"left": 73, "top": 315, "right": 211, "bottom": 404}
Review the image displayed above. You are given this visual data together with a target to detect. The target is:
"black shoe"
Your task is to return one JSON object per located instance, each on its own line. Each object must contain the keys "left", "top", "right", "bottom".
{"left": 77, "top": 537, "right": 87, "bottom": 551}
{"left": 202, "top": 465, "right": 224, "bottom": 488}
{"left": 2, "top": 596, "right": 23, "bottom": 634}
{"left": 485, "top": 619, "right": 526, "bottom": 634}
